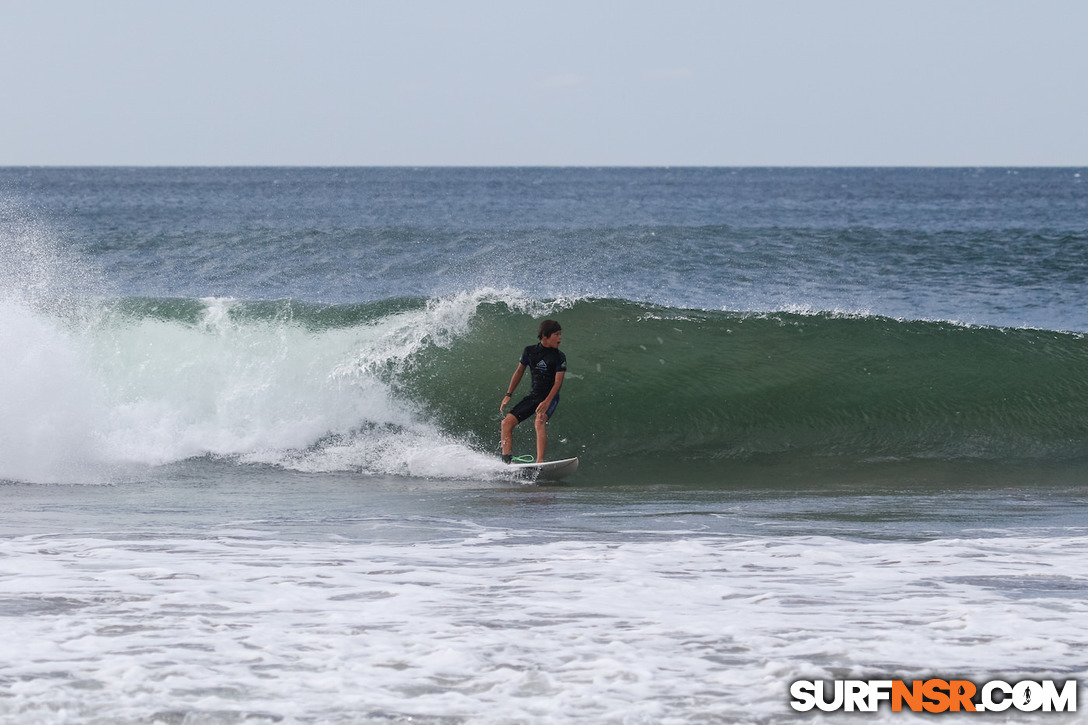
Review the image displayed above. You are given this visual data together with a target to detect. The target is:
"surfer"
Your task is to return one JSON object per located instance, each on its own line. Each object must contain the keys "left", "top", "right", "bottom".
{"left": 499, "top": 320, "right": 566, "bottom": 463}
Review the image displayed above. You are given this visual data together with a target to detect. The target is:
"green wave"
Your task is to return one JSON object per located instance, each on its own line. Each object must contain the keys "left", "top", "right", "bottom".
{"left": 396, "top": 298, "right": 1088, "bottom": 469}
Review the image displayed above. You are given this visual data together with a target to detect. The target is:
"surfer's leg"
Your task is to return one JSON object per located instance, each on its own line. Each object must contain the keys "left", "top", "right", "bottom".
{"left": 501, "top": 414, "right": 518, "bottom": 463}
{"left": 533, "top": 396, "right": 559, "bottom": 462}
{"left": 534, "top": 411, "right": 549, "bottom": 463}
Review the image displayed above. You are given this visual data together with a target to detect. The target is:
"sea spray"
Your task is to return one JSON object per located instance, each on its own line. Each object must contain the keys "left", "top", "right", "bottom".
{"left": 0, "top": 201, "right": 112, "bottom": 482}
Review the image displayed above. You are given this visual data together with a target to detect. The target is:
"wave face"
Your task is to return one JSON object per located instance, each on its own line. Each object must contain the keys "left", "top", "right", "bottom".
{"left": 408, "top": 296, "right": 1088, "bottom": 470}
{"left": 5, "top": 288, "right": 1087, "bottom": 484}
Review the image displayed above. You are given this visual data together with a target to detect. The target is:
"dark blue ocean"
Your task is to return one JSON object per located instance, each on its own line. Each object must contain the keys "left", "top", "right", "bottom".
{"left": 1, "top": 167, "right": 1087, "bottom": 723}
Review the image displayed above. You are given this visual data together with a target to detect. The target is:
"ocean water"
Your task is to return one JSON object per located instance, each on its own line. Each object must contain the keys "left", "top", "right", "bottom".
{"left": 1, "top": 167, "right": 1087, "bottom": 723}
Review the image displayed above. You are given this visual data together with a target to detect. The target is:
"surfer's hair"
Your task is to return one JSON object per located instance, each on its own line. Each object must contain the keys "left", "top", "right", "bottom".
{"left": 538, "top": 319, "right": 562, "bottom": 340}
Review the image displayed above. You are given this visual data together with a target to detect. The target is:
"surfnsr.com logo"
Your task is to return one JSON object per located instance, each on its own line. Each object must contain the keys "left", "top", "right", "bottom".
{"left": 790, "top": 679, "right": 1077, "bottom": 713}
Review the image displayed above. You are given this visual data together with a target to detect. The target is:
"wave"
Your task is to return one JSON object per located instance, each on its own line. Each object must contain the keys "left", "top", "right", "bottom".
{"left": 404, "top": 295, "right": 1088, "bottom": 474}
{"left": 3, "top": 289, "right": 1088, "bottom": 484}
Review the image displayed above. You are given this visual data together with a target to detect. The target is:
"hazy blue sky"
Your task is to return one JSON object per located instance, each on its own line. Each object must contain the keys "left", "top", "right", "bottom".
{"left": 2, "top": 0, "right": 1085, "bottom": 166}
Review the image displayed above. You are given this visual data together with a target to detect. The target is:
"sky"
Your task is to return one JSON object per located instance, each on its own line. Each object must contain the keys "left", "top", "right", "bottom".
{"left": 2, "top": 0, "right": 1086, "bottom": 166}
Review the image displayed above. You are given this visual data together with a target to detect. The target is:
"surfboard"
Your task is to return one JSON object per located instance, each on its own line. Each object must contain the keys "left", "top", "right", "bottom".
{"left": 510, "top": 456, "right": 579, "bottom": 481}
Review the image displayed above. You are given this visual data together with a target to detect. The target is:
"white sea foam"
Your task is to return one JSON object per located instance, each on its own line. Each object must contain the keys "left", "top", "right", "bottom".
{"left": 0, "top": 299, "right": 109, "bottom": 483}
{"left": 1, "top": 530, "right": 1085, "bottom": 723}
{"left": 0, "top": 286, "right": 548, "bottom": 483}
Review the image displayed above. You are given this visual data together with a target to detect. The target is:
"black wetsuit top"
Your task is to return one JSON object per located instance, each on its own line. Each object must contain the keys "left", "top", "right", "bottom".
{"left": 520, "top": 344, "right": 567, "bottom": 399}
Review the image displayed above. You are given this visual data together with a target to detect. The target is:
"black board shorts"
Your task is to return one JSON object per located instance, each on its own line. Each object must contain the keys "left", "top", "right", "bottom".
{"left": 509, "top": 395, "right": 560, "bottom": 423}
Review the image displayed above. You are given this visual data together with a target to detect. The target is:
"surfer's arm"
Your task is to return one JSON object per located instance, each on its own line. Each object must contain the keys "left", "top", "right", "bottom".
{"left": 536, "top": 371, "right": 564, "bottom": 415}
{"left": 501, "top": 363, "right": 526, "bottom": 411}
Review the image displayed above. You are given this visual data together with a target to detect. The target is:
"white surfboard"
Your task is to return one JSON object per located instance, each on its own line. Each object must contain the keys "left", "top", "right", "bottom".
{"left": 510, "top": 456, "right": 579, "bottom": 481}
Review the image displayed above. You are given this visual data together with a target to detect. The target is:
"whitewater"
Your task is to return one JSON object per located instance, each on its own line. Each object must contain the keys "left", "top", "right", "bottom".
{"left": 1, "top": 167, "right": 1087, "bottom": 724}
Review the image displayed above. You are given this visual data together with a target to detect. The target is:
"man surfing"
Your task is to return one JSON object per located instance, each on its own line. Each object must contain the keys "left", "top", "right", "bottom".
{"left": 499, "top": 319, "right": 565, "bottom": 464}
